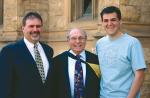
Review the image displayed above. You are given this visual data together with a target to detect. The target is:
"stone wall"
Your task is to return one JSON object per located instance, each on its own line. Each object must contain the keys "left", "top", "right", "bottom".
{"left": 140, "top": 47, "right": 150, "bottom": 97}
{"left": 49, "top": 0, "right": 66, "bottom": 31}
{"left": 19, "top": 0, "right": 49, "bottom": 31}
{"left": 120, "top": 0, "right": 150, "bottom": 24}
{"left": 98, "top": 0, "right": 150, "bottom": 23}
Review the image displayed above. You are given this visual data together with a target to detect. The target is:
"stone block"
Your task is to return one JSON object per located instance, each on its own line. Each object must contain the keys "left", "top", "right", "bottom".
{"left": 49, "top": 0, "right": 64, "bottom": 16}
{"left": 144, "top": 48, "right": 150, "bottom": 64}
{"left": 120, "top": 0, "right": 129, "bottom": 5}
{"left": 140, "top": 6, "right": 150, "bottom": 24}
{"left": 120, "top": 5, "right": 140, "bottom": 22}
{"left": 129, "top": 0, "right": 150, "bottom": 6}
{"left": 49, "top": 16, "right": 65, "bottom": 30}
{"left": 141, "top": 82, "right": 150, "bottom": 98}
{"left": 144, "top": 73, "right": 150, "bottom": 81}
{"left": 3, "top": 17, "right": 17, "bottom": 31}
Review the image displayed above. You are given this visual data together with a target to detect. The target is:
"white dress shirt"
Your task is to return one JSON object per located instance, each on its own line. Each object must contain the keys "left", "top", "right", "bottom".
{"left": 24, "top": 37, "right": 49, "bottom": 79}
{"left": 68, "top": 50, "right": 86, "bottom": 97}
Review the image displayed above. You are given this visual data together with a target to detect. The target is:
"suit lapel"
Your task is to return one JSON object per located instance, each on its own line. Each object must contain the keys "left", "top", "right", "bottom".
{"left": 17, "top": 39, "right": 36, "bottom": 67}
{"left": 84, "top": 51, "right": 91, "bottom": 96}
{"left": 41, "top": 44, "right": 52, "bottom": 80}
{"left": 63, "top": 53, "right": 72, "bottom": 98}
{"left": 17, "top": 39, "right": 45, "bottom": 84}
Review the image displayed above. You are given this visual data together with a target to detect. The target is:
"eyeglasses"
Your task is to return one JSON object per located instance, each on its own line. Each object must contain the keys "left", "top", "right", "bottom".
{"left": 69, "top": 37, "right": 86, "bottom": 41}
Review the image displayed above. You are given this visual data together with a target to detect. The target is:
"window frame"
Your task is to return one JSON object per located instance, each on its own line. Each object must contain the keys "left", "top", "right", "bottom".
{"left": 69, "top": 0, "right": 98, "bottom": 22}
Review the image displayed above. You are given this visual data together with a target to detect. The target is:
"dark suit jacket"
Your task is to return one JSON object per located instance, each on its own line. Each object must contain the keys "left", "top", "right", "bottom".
{"left": 53, "top": 50, "right": 100, "bottom": 98}
{"left": 0, "top": 39, "right": 54, "bottom": 98}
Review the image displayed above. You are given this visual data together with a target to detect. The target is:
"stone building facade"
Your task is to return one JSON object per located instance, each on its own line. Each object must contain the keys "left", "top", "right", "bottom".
{"left": 0, "top": 0, "right": 150, "bottom": 97}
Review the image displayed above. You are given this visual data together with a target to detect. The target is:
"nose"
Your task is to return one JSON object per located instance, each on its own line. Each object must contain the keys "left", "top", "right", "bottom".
{"left": 33, "top": 26, "right": 38, "bottom": 31}
{"left": 75, "top": 38, "right": 80, "bottom": 43}
{"left": 108, "top": 20, "right": 112, "bottom": 26}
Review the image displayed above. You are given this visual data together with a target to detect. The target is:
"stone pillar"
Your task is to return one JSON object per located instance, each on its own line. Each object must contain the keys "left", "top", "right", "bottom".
{"left": 49, "top": 0, "right": 66, "bottom": 31}
{"left": 0, "top": 0, "right": 3, "bottom": 25}
{"left": 1, "top": 0, "right": 17, "bottom": 41}
{"left": 2, "top": 0, "right": 18, "bottom": 41}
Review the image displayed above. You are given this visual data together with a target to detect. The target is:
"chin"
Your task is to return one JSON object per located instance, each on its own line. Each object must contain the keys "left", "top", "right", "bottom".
{"left": 32, "top": 37, "right": 40, "bottom": 41}
{"left": 32, "top": 39, "right": 39, "bottom": 43}
{"left": 107, "top": 31, "right": 115, "bottom": 35}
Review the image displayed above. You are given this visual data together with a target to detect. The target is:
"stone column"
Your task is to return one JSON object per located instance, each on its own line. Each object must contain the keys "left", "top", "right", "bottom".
{"left": 0, "top": 0, "right": 3, "bottom": 25}
{"left": 2, "top": 0, "right": 18, "bottom": 41}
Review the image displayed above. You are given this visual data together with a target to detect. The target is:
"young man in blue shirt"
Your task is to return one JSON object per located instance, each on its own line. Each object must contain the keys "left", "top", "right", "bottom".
{"left": 96, "top": 6, "right": 146, "bottom": 98}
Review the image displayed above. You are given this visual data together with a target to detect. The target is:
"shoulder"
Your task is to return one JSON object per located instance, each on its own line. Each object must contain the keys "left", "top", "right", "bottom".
{"left": 96, "top": 36, "right": 108, "bottom": 46}
{"left": 85, "top": 50, "right": 97, "bottom": 57}
{"left": 85, "top": 50, "right": 99, "bottom": 64}
{"left": 0, "top": 42, "right": 17, "bottom": 53}
{"left": 1, "top": 39, "right": 26, "bottom": 56}
{"left": 40, "top": 42, "right": 54, "bottom": 57}
{"left": 0, "top": 42, "right": 19, "bottom": 59}
{"left": 124, "top": 33, "right": 138, "bottom": 41}
{"left": 85, "top": 51, "right": 98, "bottom": 60}
{"left": 53, "top": 51, "right": 68, "bottom": 66}
{"left": 123, "top": 33, "right": 141, "bottom": 46}
{"left": 54, "top": 51, "right": 67, "bottom": 60}
{"left": 40, "top": 42, "right": 53, "bottom": 50}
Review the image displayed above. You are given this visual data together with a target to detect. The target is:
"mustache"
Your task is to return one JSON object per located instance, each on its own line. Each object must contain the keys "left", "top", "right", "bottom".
{"left": 29, "top": 31, "right": 40, "bottom": 35}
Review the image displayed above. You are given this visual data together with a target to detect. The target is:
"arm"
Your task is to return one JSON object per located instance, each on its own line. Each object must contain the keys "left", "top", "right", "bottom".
{"left": 127, "top": 69, "right": 145, "bottom": 98}
{"left": 0, "top": 46, "right": 14, "bottom": 98}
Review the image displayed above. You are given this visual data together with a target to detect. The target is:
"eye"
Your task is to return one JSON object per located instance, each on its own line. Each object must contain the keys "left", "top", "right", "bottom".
{"left": 29, "top": 25, "right": 34, "bottom": 28}
{"left": 36, "top": 25, "right": 41, "bottom": 28}
{"left": 78, "top": 37, "right": 86, "bottom": 41}
{"left": 103, "top": 19, "right": 108, "bottom": 22}
{"left": 111, "top": 18, "right": 118, "bottom": 22}
{"left": 70, "top": 37, "right": 77, "bottom": 41}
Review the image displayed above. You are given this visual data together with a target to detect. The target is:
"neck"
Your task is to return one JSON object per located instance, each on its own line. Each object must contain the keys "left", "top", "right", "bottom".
{"left": 108, "top": 32, "right": 123, "bottom": 40}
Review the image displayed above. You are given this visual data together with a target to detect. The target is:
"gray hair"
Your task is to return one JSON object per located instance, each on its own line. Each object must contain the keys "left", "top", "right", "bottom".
{"left": 67, "top": 28, "right": 87, "bottom": 40}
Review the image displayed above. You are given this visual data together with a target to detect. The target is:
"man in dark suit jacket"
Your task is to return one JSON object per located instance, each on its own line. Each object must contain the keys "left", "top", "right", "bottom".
{"left": 0, "top": 12, "right": 54, "bottom": 98}
{"left": 54, "top": 28, "right": 100, "bottom": 98}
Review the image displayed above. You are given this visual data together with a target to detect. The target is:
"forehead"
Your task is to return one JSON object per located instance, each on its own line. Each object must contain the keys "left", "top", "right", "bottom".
{"left": 25, "top": 18, "right": 42, "bottom": 25}
{"left": 102, "top": 12, "right": 118, "bottom": 19}
{"left": 69, "top": 29, "right": 85, "bottom": 37}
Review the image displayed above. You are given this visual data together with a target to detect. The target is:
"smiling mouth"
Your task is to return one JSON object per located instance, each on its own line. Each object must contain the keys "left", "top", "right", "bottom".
{"left": 75, "top": 44, "right": 82, "bottom": 47}
{"left": 30, "top": 32, "right": 40, "bottom": 36}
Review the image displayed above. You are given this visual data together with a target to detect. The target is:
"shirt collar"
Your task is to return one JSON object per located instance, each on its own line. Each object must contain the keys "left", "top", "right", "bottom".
{"left": 24, "top": 37, "right": 40, "bottom": 48}
{"left": 69, "top": 50, "right": 86, "bottom": 60}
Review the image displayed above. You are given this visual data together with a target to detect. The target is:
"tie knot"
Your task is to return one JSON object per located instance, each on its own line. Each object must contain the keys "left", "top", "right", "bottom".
{"left": 76, "top": 55, "right": 81, "bottom": 59}
{"left": 34, "top": 44, "right": 38, "bottom": 49}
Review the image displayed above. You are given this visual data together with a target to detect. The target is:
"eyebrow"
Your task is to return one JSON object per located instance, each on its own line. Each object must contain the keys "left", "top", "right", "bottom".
{"left": 103, "top": 17, "right": 118, "bottom": 21}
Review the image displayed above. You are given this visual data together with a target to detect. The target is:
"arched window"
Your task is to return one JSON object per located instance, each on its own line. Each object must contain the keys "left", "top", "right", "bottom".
{"left": 70, "top": 0, "right": 98, "bottom": 22}
{"left": 0, "top": 0, "right": 3, "bottom": 25}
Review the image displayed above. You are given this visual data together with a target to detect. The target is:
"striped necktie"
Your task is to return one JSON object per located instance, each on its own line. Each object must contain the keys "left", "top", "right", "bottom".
{"left": 34, "top": 44, "right": 45, "bottom": 83}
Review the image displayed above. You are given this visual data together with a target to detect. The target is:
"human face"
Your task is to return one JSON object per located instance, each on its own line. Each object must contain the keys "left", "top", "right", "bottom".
{"left": 68, "top": 29, "right": 86, "bottom": 55}
{"left": 22, "top": 18, "right": 42, "bottom": 44}
{"left": 102, "top": 12, "right": 121, "bottom": 37}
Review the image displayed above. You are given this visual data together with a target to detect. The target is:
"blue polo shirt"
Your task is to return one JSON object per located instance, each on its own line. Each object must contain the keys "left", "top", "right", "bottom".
{"left": 96, "top": 33, "right": 146, "bottom": 98}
